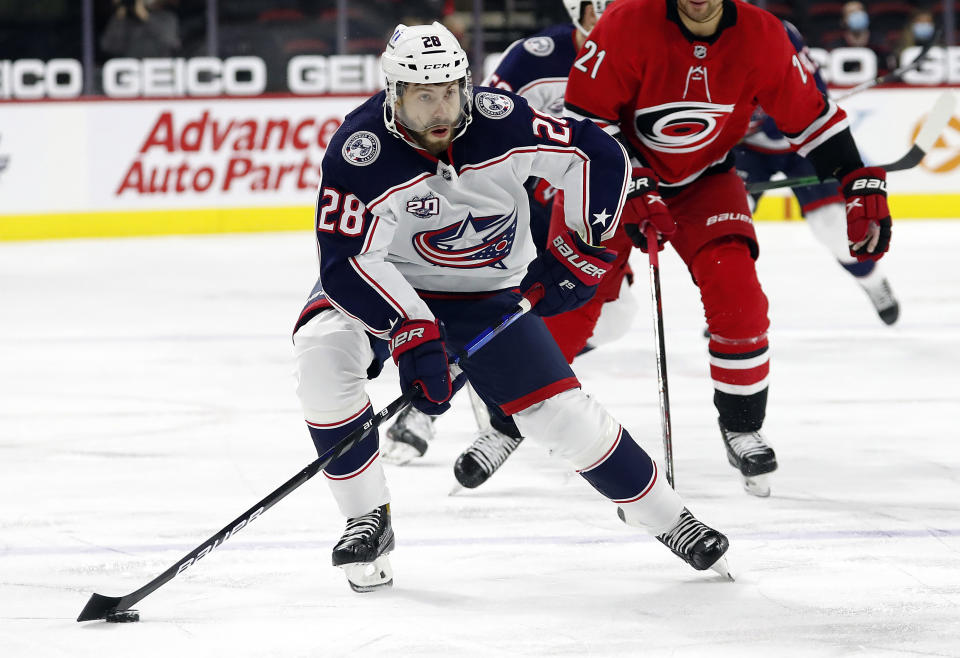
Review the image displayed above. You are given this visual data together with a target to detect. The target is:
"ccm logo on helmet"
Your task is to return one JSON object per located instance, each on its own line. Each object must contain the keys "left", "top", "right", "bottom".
{"left": 552, "top": 235, "right": 609, "bottom": 279}
{"left": 424, "top": 63, "right": 452, "bottom": 69}
{"left": 850, "top": 178, "right": 886, "bottom": 192}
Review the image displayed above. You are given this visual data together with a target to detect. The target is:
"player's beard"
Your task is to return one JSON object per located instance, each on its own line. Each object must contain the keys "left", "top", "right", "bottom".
{"left": 411, "top": 123, "right": 455, "bottom": 155}
{"left": 678, "top": 0, "right": 723, "bottom": 24}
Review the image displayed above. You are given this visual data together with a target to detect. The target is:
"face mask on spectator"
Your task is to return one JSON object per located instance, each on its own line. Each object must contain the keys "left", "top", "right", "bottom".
{"left": 912, "top": 22, "right": 935, "bottom": 42}
{"left": 846, "top": 10, "right": 869, "bottom": 31}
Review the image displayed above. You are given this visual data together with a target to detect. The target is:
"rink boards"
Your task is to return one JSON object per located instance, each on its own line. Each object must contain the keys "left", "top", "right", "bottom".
{"left": 0, "top": 87, "right": 958, "bottom": 240}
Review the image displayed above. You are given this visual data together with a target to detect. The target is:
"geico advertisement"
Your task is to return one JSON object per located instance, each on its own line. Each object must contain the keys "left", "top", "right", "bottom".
{"left": 0, "top": 89, "right": 958, "bottom": 216}
{"left": 0, "top": 96, "right": 365, "bottom": 213}
{"left": 837, "top": 88, "right": 960, "bottom": 192}
{"left": 1, "top": 47, "right": 959, "bottom": 99}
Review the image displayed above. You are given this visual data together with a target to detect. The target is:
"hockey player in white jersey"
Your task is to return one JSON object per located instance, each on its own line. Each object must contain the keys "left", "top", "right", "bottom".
{"left": 384, "top": 1, "right": 638, "bottom": 489}
{"left": 292, "top": 22, "right": 730, "bottom": 592}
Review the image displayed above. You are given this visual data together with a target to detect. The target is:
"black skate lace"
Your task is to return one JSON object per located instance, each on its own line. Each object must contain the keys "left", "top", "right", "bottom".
{"left": 334, "top": 510, "right": 381, "bottom": 549}
{"left": 726, "top": 431, "right": 771, "bottom": 459}
{"left": 465, "top": 429, "right": 521, "bottom": 474}
{"left": 657, "top": 509, "right": 712, "bottom": 555}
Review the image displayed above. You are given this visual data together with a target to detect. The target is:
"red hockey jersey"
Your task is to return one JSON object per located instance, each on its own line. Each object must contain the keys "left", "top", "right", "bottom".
{"left": 564, "top": 0, "right": 848, "bottom": 186}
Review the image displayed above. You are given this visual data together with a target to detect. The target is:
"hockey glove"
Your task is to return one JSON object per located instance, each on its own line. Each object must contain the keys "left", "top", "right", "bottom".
{"left": 841, "top": 167, "right": 891, "bottom": 262}
{"left": 390, "top": 319, "right": 462, "bottom": 415}
{"left": 622, "top": 167, "right": 676, "bottom": 253}
{"left": 519, "top": 229, "right": 617, "bottom": 317}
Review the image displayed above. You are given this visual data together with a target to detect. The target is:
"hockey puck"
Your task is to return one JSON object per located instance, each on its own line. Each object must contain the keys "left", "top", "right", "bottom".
{"left": 104, "top": 610, "right": 140, "bottom": 623}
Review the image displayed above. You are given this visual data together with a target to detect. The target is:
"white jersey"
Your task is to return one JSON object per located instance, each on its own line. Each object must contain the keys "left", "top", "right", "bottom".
{"left": 305, "top": 88, "right": 629, "bottom": 338}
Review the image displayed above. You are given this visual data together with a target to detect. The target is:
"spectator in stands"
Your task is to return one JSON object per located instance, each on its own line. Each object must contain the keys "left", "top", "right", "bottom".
{"left": 101, "top": 0, "right": 181, "bottom": 59}
{"left": 895, "top": 8, "right": 937, "bottom": 61}
{"left": 828, "top": 1, "right": 892, "bottom": 75}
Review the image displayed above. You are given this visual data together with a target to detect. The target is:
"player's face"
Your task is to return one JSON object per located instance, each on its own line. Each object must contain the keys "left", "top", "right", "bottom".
{"left": 581, "top": 5, "right": 598, "bottom": 33}
{"left": 677, "top": 0, "right": 723, "bottom": 24}
{"left": 397, "top": 81, "right": 463, "bottom": 154}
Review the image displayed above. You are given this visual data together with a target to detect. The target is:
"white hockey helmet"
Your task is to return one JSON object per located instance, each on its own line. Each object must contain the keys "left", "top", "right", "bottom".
{"left": 381, "top": 22, "right": 473, "bottom": 143}
{"left": 563, "top": 0, "right": 613, "bottom": 36}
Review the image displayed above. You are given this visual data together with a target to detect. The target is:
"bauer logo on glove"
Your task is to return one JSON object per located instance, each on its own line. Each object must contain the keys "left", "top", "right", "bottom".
{"left": 389, "top": 326, "right": 427, "bottom": 351}
{"left": 519, "top": 229, "right": 617, "bottom": 317}
{"left": 849, "top": 177, "right": 886, "bottom": 192}
{"left": 841, "top": 167, "right": 892, "bottom": 262}
{"left": 550, "top": 234, "right": 610, "bottom": 281}
{"left": 622, "top": 167, "right": 677, "bottom": 253}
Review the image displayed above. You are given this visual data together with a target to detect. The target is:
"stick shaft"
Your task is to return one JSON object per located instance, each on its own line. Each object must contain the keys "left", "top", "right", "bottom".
{"left": 644, "top": 226, "right": 674, "bottom": 488}
{"left": 746, "top": 91, "right": 956, "bottom": 194}
{"left": 78, "top": 289, "right": 542, "bottom": 622}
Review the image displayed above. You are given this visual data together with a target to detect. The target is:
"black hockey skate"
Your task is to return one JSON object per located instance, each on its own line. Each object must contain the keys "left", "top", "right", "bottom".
{"left": 383, "top": 405, "right": 435, "bottom": 465}
{"left": 719, "top": 419, "right": 778, "bottom": 497}
{"left": 453, "top": 429, "right": 523, "bottom": 489}
{"left": 653, "top": 508, "right": 732, "bottom": 579}
{"left": 332, "top": 504, "right": 395, "bottom": 592}
{"left": 860, "top": 275, "right": 900, "bottom": 325}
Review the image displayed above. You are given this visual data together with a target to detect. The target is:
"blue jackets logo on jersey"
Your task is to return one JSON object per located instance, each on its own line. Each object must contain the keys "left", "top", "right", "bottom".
{"left": 523, "top": 37, "right": 555, "bottom": 57}
{"left": 412, "top": 208, "right": 518, "bottom": 269}
{"left": 633, "top": 101, "right": 734, "bottom": 154}
{"left": 475, "top": 92, "right": 514, "bottom": 120}
{"left": 342, "top": 131, "right": 381, "bottom": 166}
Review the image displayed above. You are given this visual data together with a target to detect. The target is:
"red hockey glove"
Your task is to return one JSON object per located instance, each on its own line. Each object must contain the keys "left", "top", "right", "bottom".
{"left": 621, "top": 167, "right": 676, "bottom": 253}
{"left": 519, "top": 229, "right": 617, "bottom": 317}
{"left": 841, "top": 167, "right": 892, "bottom": 262}
{"left": 390, "top": 319, "right": 461, "bottom": 415}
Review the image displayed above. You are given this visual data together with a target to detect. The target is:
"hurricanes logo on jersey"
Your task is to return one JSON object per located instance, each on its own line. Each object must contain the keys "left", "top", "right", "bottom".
{"left": 412, "top": 208, "right": 518, "bottom": 269}
{"left": 633, "top": 101, "right": 734, "bottom": 154}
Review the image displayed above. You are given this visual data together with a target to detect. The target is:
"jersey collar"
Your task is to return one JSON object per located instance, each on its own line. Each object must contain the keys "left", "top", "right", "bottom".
{"left": 666, "top": 0, "right": 738, "bottom": 45}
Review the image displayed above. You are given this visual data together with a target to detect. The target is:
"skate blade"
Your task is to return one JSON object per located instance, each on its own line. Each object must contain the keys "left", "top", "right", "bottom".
{"left": 742, "top": 474, "right": 770, "bottom": 498}
{"left": 710, "top": 556, "right": 735, "bottom": 581}
{"left": 341, "top": 556, "right": 394, "bottom": 593}
{"left": 448, "top": 483, "right": 463, "bottom": 496}
{"left": 380, "top": 442, "right": 423, "bottom": 466}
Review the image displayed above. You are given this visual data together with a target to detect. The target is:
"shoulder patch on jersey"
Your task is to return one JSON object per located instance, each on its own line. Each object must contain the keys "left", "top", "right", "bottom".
{"left": 522, "top": 36, "right": 555, "bottom": 57}
{"left": 474, "top": 92, "right": 515, "bottom": 120}
{"left": 341, "top": 131, "right": 381, "bottom": 166}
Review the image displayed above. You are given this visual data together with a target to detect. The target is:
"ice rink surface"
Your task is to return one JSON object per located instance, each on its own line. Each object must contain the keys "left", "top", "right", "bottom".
{"left": 1, "top": 221, "right": 958, "bottom": 657}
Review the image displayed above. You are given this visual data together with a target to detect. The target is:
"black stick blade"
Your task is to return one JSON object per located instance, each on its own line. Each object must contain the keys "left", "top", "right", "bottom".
{"left": 77, "top": 593, "right": 124, "bottom": 622}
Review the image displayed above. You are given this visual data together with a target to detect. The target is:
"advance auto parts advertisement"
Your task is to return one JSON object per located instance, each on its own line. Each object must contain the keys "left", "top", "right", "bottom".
{"left": 0, "top": 96, "right": 364, "bottom": 227}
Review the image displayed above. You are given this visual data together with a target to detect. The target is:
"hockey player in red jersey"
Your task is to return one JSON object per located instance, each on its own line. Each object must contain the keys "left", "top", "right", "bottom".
{"left": 563, "top": 0, "right": 893, "bottom": 497}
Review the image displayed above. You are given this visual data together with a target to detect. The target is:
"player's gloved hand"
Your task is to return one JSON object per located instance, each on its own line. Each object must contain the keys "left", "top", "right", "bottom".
{"left": 622, "top": 167, "right": 676, "bottom": 253}
{"left": 390, "top": 319, "right": 462, "bottom": 415}
{"left": 519, "top": 229, "right": 616, "bottom": 317}
{"left": 841, "top": 167, "right": 891, "bottom": 262}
